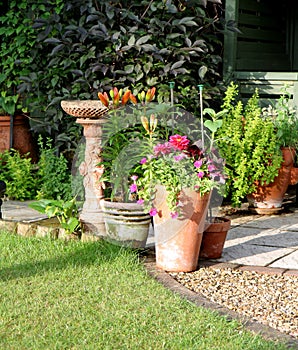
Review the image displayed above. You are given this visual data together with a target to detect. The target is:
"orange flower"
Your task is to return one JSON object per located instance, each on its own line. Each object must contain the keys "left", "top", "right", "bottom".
{"left": 121, "top": 90, "right": 131, "bottom": 105}
{"left": 97, "top": 92, "right": 109, "bottom": 107}
{"left": 145, "top": 87, "right": 156, "bottom": 102}
{"left": 129, "top": 93, "right": 138, "bottom": 105}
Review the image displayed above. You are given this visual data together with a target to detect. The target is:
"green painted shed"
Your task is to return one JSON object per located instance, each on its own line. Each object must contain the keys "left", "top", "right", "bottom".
{"left": 224, "top": 0, "right": 298, "bottom": 107}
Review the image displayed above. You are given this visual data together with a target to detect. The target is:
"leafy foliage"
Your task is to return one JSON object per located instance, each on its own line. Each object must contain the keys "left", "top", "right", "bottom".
{"left": 261, "top": 86, "right": 298, "bottom": 148}
{"left": 28, "top": 197, "right": 80, "bottom": 235}
{"left": 216, "top": 83, "right": 283, "bottom": 207}
{"left": 0, "top": 150, "right": 37, "bottom": 200}
{"left": 5, "top": 0, "right": 224, "bottom": 152}
{"left": 0, "top": 137, "right": 72, "bottom": 201}
{"left": 36, "top": 136, "right": 72, "bottom": 201}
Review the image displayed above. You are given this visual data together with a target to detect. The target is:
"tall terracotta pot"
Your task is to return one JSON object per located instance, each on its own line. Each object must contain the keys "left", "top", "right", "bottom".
{"left": 153, "top": 185, "right": 210, "bottom": 272}
{"left": 247, "top": 147, "right": 295, "bottom": 211}
{"left": 0, "top": 115, "right": 37, "bottom": 161}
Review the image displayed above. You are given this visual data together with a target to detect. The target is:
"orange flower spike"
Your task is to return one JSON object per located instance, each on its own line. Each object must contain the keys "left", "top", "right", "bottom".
{"left": 145, "top": 89, "right": 152, "bottom": 102}
{"left": 150, "top": 87, "right": 156, "bottom": 100}
{"left": 121, "top": 90, "right": 131, "bottom": 105}
{"left": 145, "top": 87, "right": 156, "bottom": 103}
{"left": 98, "top": 92, "right": 109, "bottom": 107}
{"left": 129, "top": 93, "right": 138, "bottom": 105}
{"left": 138, "top": 91, "right": 146, "bottom": 103}
{"left": 113, "top": 87, "right": 120, "bottom": 107}
{"left": 149, "top": 114, "right": 157, "bottom": 132}
{"left": 141, "top": 116, "right": 149, "bottom": 133}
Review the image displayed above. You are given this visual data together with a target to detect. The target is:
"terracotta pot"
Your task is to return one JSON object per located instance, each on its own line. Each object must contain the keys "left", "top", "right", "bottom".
{"left": 0, "top": 115, "right": 37, "bottom": 161}
{"left": 153, "top": 185, "right": 210, "bottom": 272}
{"left": 290, "top": 167, "right": 298, "bottom": 185}
{"left": 100, "top": 200, "right": 151, "bottom": 248}
{"left": 199, "top": 217, "right": 231, "bottom": 259}
{"left": 247, "top": 147, "right": 295, "bottom": 210}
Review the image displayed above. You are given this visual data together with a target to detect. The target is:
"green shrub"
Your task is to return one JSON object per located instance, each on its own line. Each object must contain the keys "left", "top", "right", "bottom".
{"left": 36, "top": 136, "right": 72, "bottom": 201}
{"left": 0, "top": 150, "right": 37, "bottom": 200}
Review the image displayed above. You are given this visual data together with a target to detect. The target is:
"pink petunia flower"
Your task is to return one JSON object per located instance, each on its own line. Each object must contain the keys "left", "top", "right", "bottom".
{"left": 129, "top": 184, "right": 137, "bottom": 193}
{"left": 153, "top": 142, "right": 173, "bottom": 156}
{"left": 173, "top": 153, "right": 186, "bottom": 162}
{"left": 194, "top": 160, "right": 203, "bottom": 168}
{"left": 137, "top": 199, "right": 144, "bottom": 205}
{"left": 170, "top": 212, "right": 178, "bottom": 219}
{"left": 169, "top": 135, "right": 189, "bottom": 150}
{"left": 140, "top": 157, "right": 147, "bottom": 164}
{"left": 197, "top": 171, "right": 204, "bottom": 178}
{"left": 208, "top": 164, "right": 217, "bottom": 172}
{"left": 131, "top": 175, "right": 138, "bottom": 181}
{"left": 149, "top": 207, "right": 158, "bottom": 216}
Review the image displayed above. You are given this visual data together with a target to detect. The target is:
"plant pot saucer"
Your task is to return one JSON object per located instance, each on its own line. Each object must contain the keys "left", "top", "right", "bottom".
{"left": 248, "top": 206, "right": 284, "bottom": 215}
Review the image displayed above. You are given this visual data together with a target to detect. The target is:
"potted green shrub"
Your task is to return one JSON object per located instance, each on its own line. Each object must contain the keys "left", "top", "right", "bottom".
{"left": 261, "top": 87, "right": 298, "bottom": 188}
{"left": 215, "top": 82, "right": 283, "bottom": 208}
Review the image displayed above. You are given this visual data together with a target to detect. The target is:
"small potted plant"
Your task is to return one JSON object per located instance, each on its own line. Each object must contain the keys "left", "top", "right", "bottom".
{"left": 98, "top": 87, "right": 156, "bottom": 248}
{"left": 198, "top": 107, "right": 231, "bottom": 259}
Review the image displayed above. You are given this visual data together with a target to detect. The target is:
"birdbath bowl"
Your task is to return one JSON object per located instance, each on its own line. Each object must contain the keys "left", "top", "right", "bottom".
{"left": 61, "top": 100, "right": 109, "bottom": 240}
{"left": 61, "top": 100, "right": 108, "bottom": 118}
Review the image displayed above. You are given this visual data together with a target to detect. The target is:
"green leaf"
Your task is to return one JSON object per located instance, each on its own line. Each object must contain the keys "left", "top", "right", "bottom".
{"left": 128, "top": 35, "right": 135, "bottom": 46}
{"left": 136, "top": 35, "right": 151, "bottom": 45}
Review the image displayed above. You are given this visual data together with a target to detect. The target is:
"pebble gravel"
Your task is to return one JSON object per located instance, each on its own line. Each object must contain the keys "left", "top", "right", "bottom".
{"left": 170, "top": 267, "right": 298, "bottom": 339}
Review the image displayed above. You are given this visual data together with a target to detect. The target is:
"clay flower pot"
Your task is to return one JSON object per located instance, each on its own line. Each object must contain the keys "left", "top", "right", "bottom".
{"left": 199, "top": 217, "right": 231, "bottom": 259}
{"left": 153, "top": 185, "right": 210, "bottom": 272}
{"left": 247, "top": 147, "right": 295, "bottom": 213}
{"left": 0, "top": 115, "right": 37, "bottom": 161}
{"left": 290, "top": 167, "right": 298, "bottom": 185}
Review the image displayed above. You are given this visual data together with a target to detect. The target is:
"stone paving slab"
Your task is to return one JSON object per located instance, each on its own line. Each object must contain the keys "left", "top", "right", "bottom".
{"left": 240, "top": 213, "right": 298, "bottom": 230}
{"left": 1, "top": 200, "right": 47, "bottom": 222}
{"left": 269, "top": 250, "right": 298, "bottom": 269}
{"left": 225, "top": 227, "right": 298, "bottom": 248}
{"left": 218, "top": 243, "right": 296, "bottom": 267}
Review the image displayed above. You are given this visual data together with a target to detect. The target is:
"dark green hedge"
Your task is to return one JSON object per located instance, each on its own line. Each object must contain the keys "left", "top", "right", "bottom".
{"left": 0, "top": 0, "right": 224, "bottom": 153}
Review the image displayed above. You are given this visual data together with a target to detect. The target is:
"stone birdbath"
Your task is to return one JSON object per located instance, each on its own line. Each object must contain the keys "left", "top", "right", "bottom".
{"left": 61, "top": 100, "right": 108, "bottom": 240}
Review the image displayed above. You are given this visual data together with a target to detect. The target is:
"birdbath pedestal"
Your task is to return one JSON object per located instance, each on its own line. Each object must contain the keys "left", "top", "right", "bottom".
{"left": 61, "top": 100, "right": 108, "bottom": 240}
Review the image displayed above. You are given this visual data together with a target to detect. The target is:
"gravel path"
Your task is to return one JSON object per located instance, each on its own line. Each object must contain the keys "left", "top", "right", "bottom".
{"left": 170, "top": 267, "right": 298, "bottom": 339}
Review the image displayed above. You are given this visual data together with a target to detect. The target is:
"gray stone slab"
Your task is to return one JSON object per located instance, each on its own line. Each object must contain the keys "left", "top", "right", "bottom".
{"left": 1, "top": 200, "right": 46, "bottom": 222}
{"left": 269, "top": 249, "right": 298, "bottom": 270}
{"left": 241, "top": 213, "right": 298, "bottom": 230}
{"left": 226, "top": 226, "right": 270, "bottom": 241}
{"left": 226, "top": 227, "right": 298, "bottom": 249}
{"left": 218, "top": 243, "right": 295, "bottom": 266}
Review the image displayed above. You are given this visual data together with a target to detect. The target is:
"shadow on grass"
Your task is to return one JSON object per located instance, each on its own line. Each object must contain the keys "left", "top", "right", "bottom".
{"left": 0, "top": 237, "right": 136, "bottom": 282}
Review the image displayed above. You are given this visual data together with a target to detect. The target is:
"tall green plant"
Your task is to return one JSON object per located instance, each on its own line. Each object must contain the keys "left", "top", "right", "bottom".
{"left": 36, "top": 136, "right": 72, "bottom": 201}
{"left": 216, "top": 83, "right": 283, "bottom": 207}
{"left": 0, "top": 150, "right": 37, "bottom": 200}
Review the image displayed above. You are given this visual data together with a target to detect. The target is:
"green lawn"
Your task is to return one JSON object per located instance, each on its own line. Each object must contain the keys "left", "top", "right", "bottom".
{"left": 0, "top": 230, "right": 289, "bottom": 349}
